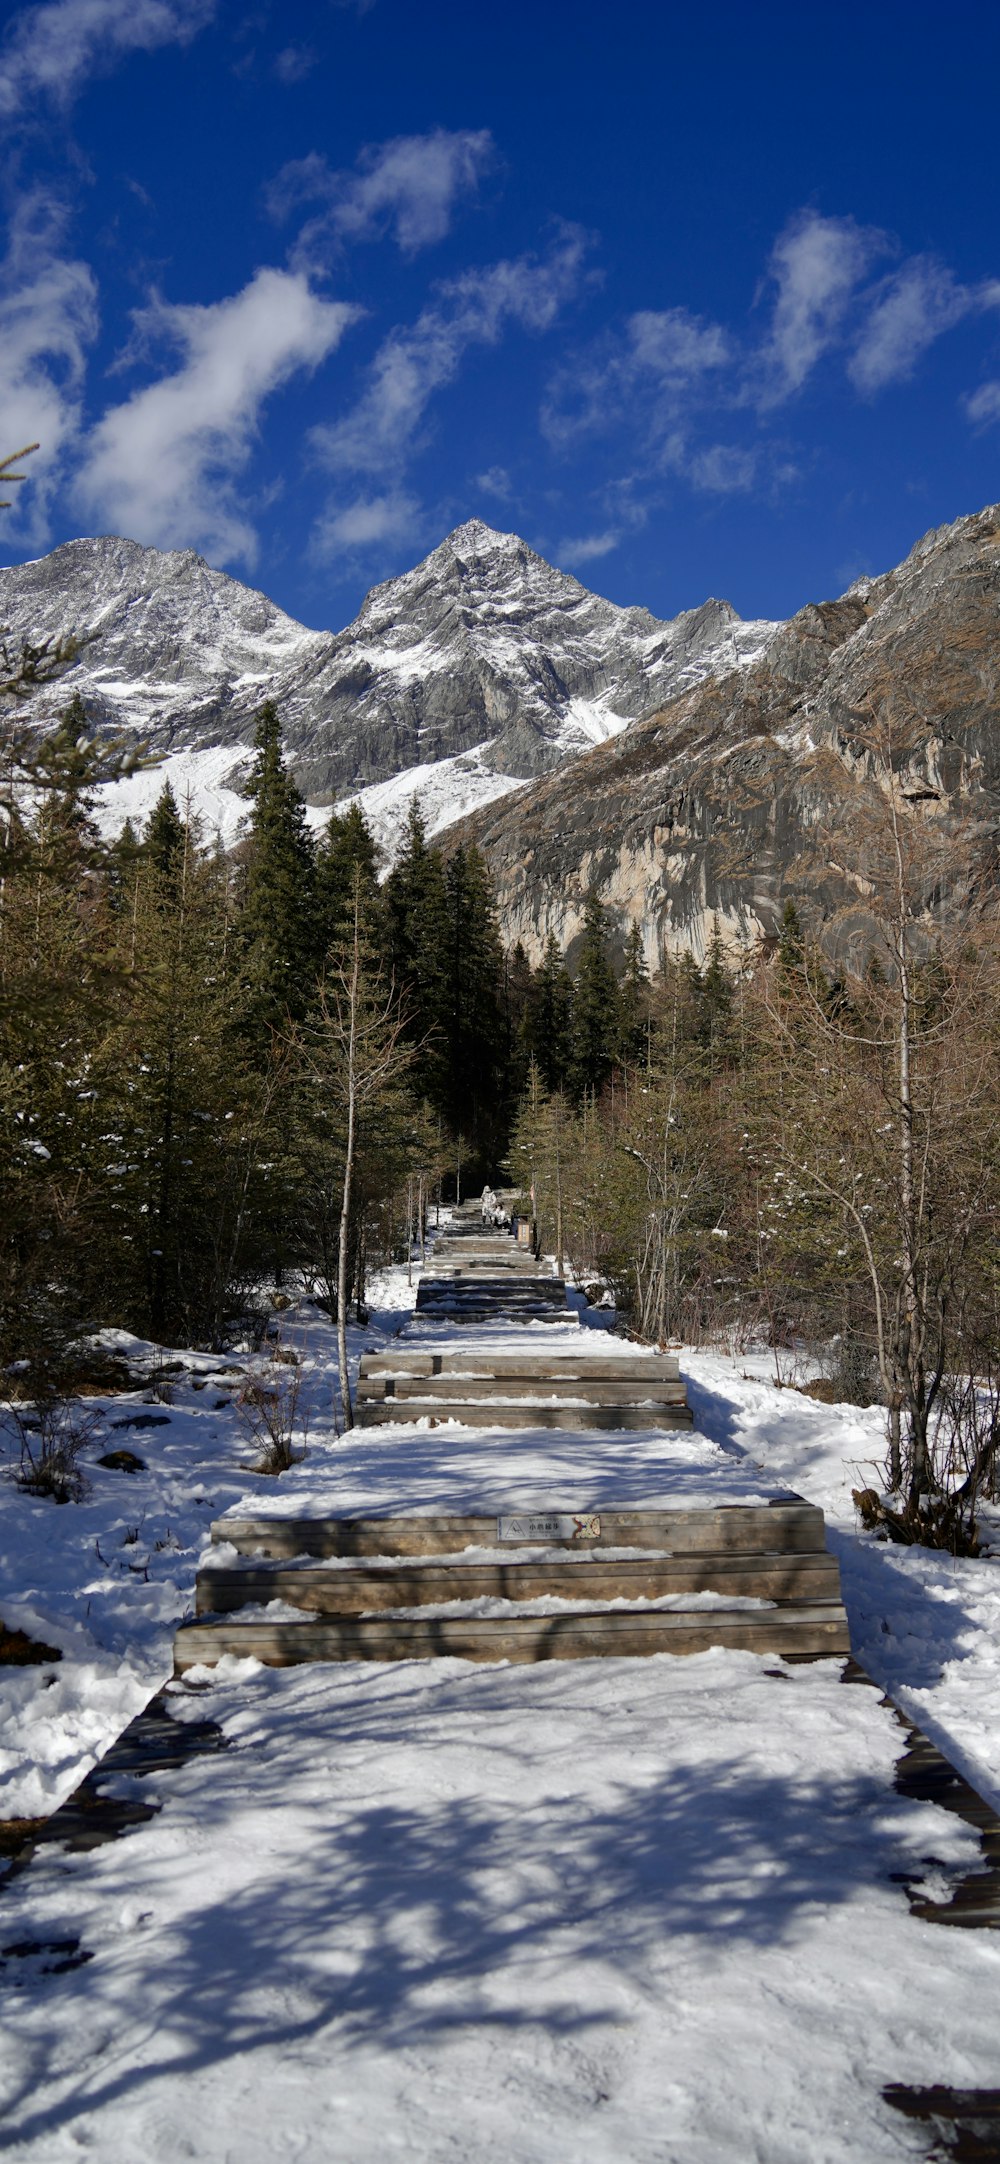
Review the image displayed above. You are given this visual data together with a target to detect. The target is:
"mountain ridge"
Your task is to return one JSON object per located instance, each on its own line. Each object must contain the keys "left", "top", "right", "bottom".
{"left": 448, "top": 501, "right": 1000, "bottom": 964}
{"left": 0, "top": 520, "right": 777, "bottom": 851}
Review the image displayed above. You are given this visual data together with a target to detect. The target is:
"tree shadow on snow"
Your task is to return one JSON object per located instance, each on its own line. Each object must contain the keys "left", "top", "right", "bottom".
{"left": 0, "top": 1661, "right": 935, "bottom": 2148}
{"left": 677, "top": 1370, "right": 746, "bottom": 1460}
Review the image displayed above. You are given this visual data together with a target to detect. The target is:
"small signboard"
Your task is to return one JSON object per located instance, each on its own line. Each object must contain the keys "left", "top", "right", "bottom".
{"left": 497, "top": 1513, "right": 601, "bottom": 1543}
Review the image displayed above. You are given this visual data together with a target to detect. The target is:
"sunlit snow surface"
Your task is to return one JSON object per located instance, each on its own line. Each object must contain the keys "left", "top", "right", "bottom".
{"left": 90, "top": 742, "right": 528, "bottom": 862}
{"left": 65, "top": 520, "right": 782, "bottom": 863}
{"left": 3, "top": 1263, "right": 1000, "bottom": 2158}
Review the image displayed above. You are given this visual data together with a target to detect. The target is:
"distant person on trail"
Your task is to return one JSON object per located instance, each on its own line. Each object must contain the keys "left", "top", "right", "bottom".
{"left": 481, "top": 1184, "right": 494, "bottom": 1224}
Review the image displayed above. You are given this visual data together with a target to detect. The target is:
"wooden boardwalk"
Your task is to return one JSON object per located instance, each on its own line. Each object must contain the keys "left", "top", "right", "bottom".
{"left": 174, "top": 1210, "right": 853, "bottom": 1673}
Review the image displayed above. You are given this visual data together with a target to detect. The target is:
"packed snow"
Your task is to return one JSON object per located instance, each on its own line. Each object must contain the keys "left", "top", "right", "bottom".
{"left": 335, "top": 746, "right": 527, "bottom": 863}
{"left": 90, "top": 744, "right": 253, "bottom": 847}
{"left": 2, "top": 1249, "right": 1000, "bottom": 2159}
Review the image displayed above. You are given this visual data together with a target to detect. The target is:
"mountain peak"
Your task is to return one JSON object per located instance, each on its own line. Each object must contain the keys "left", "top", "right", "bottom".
{"left": 0, "top": 518, "right": 780, "bottom": 857}
{"left": 442, "top": 517, "right": 519, "bottom": 551}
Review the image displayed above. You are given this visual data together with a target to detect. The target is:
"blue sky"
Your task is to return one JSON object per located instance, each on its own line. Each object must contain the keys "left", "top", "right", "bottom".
{"left": 2, "top": 0, "right": 1000, "bottom": 632}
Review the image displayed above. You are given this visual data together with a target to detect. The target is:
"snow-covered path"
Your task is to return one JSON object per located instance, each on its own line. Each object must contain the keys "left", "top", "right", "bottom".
{"left": 2, "top": 1652, "right": 998, "bottom": 2163}
{"left": 2, "top": 1270, "right": 1000, "bottom": 2159}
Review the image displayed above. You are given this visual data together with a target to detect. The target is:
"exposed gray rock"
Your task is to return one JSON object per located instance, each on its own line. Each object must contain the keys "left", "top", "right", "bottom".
{"left": 0, "top": 520, "right": 776, "bottom": 813}
{"left": 448, "top": 504, "right": 1000, "bottom": 966}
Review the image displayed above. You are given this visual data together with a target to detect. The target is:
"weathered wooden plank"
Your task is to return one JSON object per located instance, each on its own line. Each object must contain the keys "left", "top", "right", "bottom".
{"left": 195, "top": 1551, "right": 843, "bottom": 1617}
{"left": 209, "top": 1501, "right": 829, "bottom": 1559}
{"left": 358, "top": 1351, "right": 682, "bottom": 1380}
{"left": 175, "top": 1603, "right": 851, "bottom": 1671}
{"left": 414, "top": 1297, "right": 568, "bottom": 1312}
{"left": 426, "top": 1269, "right": 549, "bottom": 1282}
{"left": 357, "top": 1376, "right": 689, "bottom": 1405}
{"left": 417, "top": 1263, "right": 567, "bottom": 1281}
{"left": 357, "top": 1401, "right": 695, "bottom": 1431}
{"left": 420, "top": 1291, "right": 563, "bottom": 1302}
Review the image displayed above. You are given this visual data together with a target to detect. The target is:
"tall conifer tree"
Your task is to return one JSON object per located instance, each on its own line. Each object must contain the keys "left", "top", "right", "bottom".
{"left": 569, "top": 891, "right": 620, "bottom": 1099}
{"left": 522, "top": 932, "right": 573, "bottom": 1092}
{"left": 240, "top": 701, "right": 316, "bottom": 1032}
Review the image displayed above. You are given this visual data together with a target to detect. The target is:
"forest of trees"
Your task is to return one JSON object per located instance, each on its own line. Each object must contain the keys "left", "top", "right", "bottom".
{"left": 0, "top": 697, "right": 514, "bottom": 1364}
{"left": 2, "top": 682, "right": 999, "bottom": 1548}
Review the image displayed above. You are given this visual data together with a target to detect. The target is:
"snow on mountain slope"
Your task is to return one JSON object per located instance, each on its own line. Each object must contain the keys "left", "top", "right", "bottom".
{"left": 1, "top": 521, "right": 778, "bottom": 856}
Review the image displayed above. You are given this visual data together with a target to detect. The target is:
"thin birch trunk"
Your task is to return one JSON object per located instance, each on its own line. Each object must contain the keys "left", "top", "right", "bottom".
{"left": 336, "top": 914, "right": 359, "bottom": 1431}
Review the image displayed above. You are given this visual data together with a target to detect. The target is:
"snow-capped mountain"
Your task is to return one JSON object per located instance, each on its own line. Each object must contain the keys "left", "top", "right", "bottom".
{"left": 0, "top": 520, "right": 777, "bottom": 852}
{"left": 454, "top": 502, "right": 1000, "bottom": 966}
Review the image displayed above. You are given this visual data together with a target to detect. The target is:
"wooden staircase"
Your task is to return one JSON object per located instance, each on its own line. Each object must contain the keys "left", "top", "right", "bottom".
{"left": 174, "top": 1500, "right": 850, "bottom": 1672}
{"left": 356, "top": 1347, "right": 694, "bottom": 1430}
{"left": 172, "top": 1208, "right": 850, "bottom": 1673}
{"left": 413, "top": 1214, "right": 575, "bottom": 1324}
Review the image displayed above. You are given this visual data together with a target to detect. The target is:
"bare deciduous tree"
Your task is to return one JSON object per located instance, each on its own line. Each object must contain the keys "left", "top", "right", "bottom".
{"left": 294, "top": 874, "right": 412, "bottom": 1427}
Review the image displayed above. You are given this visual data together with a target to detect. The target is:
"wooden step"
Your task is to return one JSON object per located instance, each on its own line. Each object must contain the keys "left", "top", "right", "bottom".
{"left": 195, "top": 1550, "right": 843, "bottom": 1616}
{"left": 356, "top": 1401, "right": 694, "bottom": 1430}
{"left": 356, "top": 1376, "right": 689, "bottom": 1405}
{"left": 430, "top": 1246, "right": 536, "bottom": 1262}
{"left": 175, "top": 1604, "right": 850, "bottom": 1671}
{"left": 418, "top": 1268, "right": 560, "bottom": 1283}
{"left": 358, "top": 1351, "right": 682, "bottom": 1380}
{"left": 209, "top": 1501, "right": 828, "bottom": 1559}
{"left": 416, "top": 1282, "right": 565, "bottom": 1301}
{"left": 415, "top": 1272, "right": 567, "bottom": 1289}
{"left": 414, "top": 1293, "right": 568, "bottom": 1309}
{"left": 412, "top": 1313, "right": 577, "bottom": 1328}
{"left": 415, "top": 1293, "right": 569, "bottom": 1309}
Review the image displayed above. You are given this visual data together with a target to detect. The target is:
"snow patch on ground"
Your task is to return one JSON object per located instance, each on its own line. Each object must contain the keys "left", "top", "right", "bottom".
{"left": 0, "top": 1653, "right": 996, "bottom": 2160}
{"left": 0, "top": 1276, "right": 416, "bottom": 1819}
{"left": 91, "top": 740, "right": 527, "bottom": 864}
{"left": 91, "top": 744, "right": 252, "bottom": 846}
{"left": 336, "top": 746, "right": 526, "bottom": 864}
{"left": 3, "top": 1271, "right": 1000, "bottom": 2154}
{"left": 682, "top": 1345, "right": 1000, "bottom": 1811}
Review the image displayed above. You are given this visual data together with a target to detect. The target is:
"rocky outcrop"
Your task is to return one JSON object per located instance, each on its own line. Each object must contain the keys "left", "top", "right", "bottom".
{"left": 449, "top": 505, "right": 1000, "bottom": 965}
{"left": 0, "top": 520, "right": 776, "bottom": 813}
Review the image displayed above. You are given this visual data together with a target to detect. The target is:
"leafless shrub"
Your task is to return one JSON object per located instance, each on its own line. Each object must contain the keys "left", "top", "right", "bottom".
{"left": 233, "top": 1340, "right": 311, "bottom": 1475}
{"left": 1, "top": 1391, "right": 100, "bottom": 1502}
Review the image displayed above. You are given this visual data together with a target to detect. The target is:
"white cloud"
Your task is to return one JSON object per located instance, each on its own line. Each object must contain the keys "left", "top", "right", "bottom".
{"left": 964, "top": 379, "right": 1000, "bottom": 427}
{"left": 273, "top": 44, "right": 315, "bottom": 85}
{"left": 0, "top": 195, "right": 98, "bottom": 545}
{"left": 474, "top": 464, "right": 513, "bottom": 501}
{"left": 849, "top": 260, "right": 1000, "bottom": 394}
{"left": 77, "top": 267, "right": 359, "bottom": 563}
{"left": 542, "top": 306, "right": 730, "bottom": 447}
{"left": 313, "top": 488, "right": 421, "bottom": 558}
{"left": 314, "top": 225, "right": 589, "bottom": 478}
{"left": 555, "top": 529, "right": 620, "bottom": 566}
{"left": 756, "top": 210, "right": 889, "bottom": 405}
{"left": 686, "top": 442, "right": 757, "bottom": 493}
{"left": 0, "top": 0, "right": 212, "bottom": 116}
{"left": 269, "top": 128, "right": 495, "bottom": 265}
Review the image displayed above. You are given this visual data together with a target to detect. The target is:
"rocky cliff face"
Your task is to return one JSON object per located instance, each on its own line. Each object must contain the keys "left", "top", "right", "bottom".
{"left": 7, "top": 505, "right": 996, "bottom": 933}
{"left": 451, "top": 505, "right": 1000, "bottom": 964}
{"left": 0, "top": 521, "right": 775, "bottom": 834}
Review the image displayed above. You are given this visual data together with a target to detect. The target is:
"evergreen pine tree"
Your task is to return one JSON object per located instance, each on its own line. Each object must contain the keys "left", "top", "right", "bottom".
{"left": 0, "top": 701, "right": 117, "bottom": 1363}
{"left": 316, "top": 802, "right": 380, "bottom": 958}
{"left": 239, "top": 701, "right": 317, "bottom": 1032}
{"left": 569, "top": 892, "right": 620, "bottom": 1099}
{"left": 617, "top": 922, "right": 651, "bottom": 1068}
{"left": 698, "top": 919, "right": 735, "bottom": 1068}
{"left": 144, "top": 782, "right": 186, "bottom": 890}
{"left": 106, "top": 819, "right": 142, "bottom": 921}
{"left": 522, "top": 932, "right": 573, "bottom": 1092}
{"left": 98, "top": 804, "right": 285, "bottom": 1342}
{"left": 777, "top": 897, "right": 803, "bottom": 979}
{"left": 501, "top": 940, "right": 534, "bottom": 1106}
{"left": 385, "top": 800, "right": 451, "bottom": 1102}
{"left": 441, "top": 843, "right": 507, "bottom": 1157}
